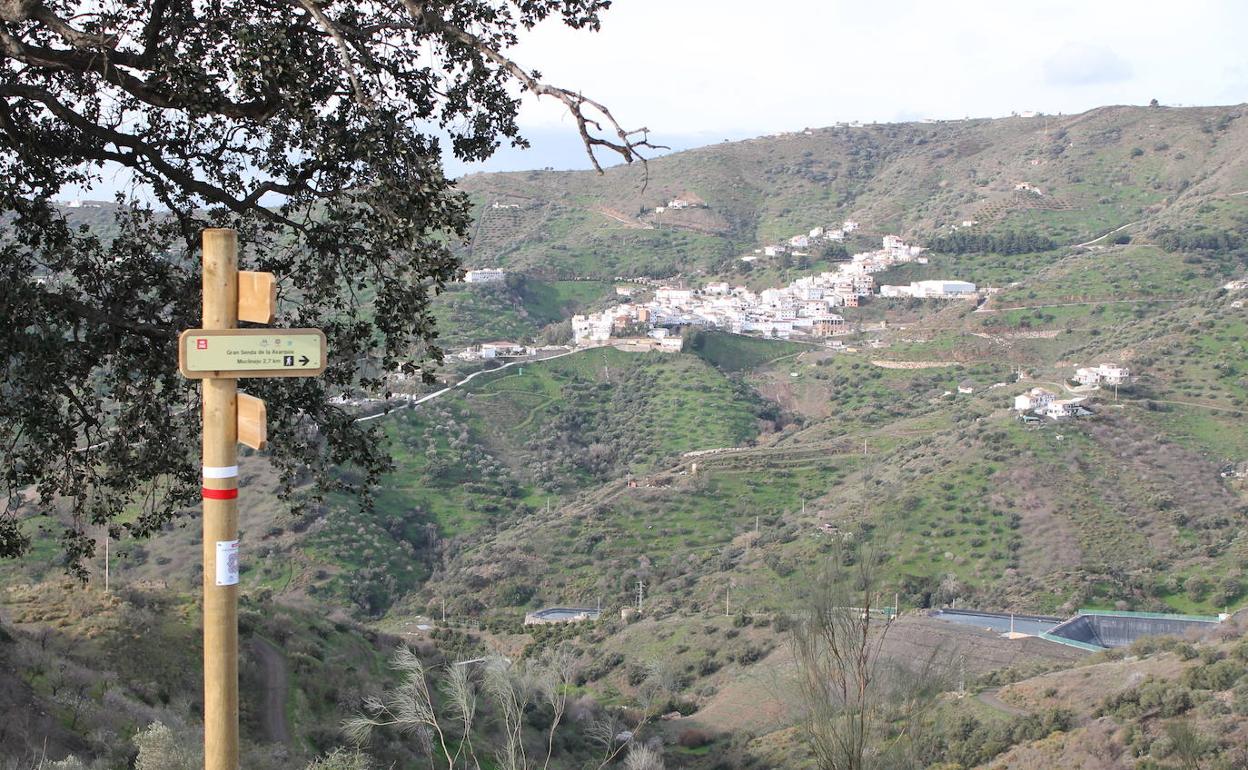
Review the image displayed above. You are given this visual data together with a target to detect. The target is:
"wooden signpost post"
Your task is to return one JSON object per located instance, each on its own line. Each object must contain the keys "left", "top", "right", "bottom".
{"left": 179, "top": 229, "right": 325, "bottom": 770}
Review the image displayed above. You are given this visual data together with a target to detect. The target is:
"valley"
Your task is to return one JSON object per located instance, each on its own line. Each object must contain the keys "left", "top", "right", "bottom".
{"left": 5, "top": 103, "right": 1248, "bottom": 768}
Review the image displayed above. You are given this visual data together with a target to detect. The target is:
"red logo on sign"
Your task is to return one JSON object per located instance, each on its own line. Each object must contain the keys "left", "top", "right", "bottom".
{"left": 196, "top": 339, "right": 208, "bottom": 350}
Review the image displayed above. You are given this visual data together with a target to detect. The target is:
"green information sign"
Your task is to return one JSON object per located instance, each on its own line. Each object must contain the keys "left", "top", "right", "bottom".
{"left": 178, "top": 328, "right": 327, "bottom": 379}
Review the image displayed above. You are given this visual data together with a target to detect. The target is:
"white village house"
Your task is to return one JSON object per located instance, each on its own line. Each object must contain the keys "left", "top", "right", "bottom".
{"left": 1040, "top": 397, "right": 1090, "bottom": 420}
{"left": 880, "top": 280, "right": 978, "bottom": 299}
{"left": 464, "top": 268, "right": 507, "bottom": 284}
{"left": 1075, "top": 364, "right": 1131, "bottom": 387}
{"left": 479, "top": 341, "right": 528, "bottom": 359}
{"left": 1014, "top": 387, "right": 1057, "bottom": 412}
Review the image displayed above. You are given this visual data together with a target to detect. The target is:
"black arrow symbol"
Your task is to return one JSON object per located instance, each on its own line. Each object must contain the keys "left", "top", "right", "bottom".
{"left": 299, "top": 355, "right": 310, "bottom": 366}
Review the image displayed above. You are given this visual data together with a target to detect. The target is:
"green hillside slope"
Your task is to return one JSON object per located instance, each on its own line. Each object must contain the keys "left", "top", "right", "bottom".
{"left": 455, "top": 104, "right": 1248, "bottom": 278}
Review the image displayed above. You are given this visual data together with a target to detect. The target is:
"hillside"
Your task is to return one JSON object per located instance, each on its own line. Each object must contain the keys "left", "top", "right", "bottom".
{"left": 0, "top": 582, "right": 421, "bottom": 768}
{"left": 455, "top": 104, "right": 1248, "bottom": 279}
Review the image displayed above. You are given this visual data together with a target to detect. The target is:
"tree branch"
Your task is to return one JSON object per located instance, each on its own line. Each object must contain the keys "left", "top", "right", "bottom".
{"left": 399, "top": 1, "right": 666, "bottom": 172}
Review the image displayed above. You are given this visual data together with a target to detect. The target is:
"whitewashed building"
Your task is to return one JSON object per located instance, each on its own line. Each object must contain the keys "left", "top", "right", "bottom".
{"left": 912, "top": 280, "right": 977, "bottom": 298}
{"left": 1075, "top": 364, "right": 1131, "bottom": 387}
{"left": 464, "top": 268, "right": 508, "bottom": 284}
{"left": 1014, "top": 387, "right": 1056, "bottom": 412}
{"left": 479, "top": 341, "right": 528, "bottom": 359}
{"left": 654, "top": 287, "right": 694, "bottom": 305}
{"left": 1040, "top": 397, "right": 1088, "bottom": 420}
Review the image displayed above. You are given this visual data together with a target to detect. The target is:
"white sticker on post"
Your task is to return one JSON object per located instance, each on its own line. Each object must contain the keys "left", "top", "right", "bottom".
{"left": 215, "top": 540, "right": 240, "bottom": 586}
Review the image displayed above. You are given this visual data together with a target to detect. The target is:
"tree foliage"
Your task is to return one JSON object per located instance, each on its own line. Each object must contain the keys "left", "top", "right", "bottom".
{"left": 0, "top": 0, "right": 651, "bottom": 570}
{"left": 927, "top": 229, "right": 1057, "bottom": 255}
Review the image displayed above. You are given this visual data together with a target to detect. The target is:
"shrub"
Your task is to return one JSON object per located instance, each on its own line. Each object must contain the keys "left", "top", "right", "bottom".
{"left": 678, "top": 728, "right": 713, "bottom": 748}
{"left": 1181, "top": 660, "right": 1246, "bottom": 691}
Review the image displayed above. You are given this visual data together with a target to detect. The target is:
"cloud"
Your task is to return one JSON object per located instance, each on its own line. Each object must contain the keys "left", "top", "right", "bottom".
{"left": 1044, "top": 42, "right": 1134, "bottom": 86}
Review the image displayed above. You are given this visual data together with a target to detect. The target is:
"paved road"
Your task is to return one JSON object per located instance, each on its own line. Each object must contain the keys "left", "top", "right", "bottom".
{"left": 250, "top": 637, "right": 291, "bottom": 745}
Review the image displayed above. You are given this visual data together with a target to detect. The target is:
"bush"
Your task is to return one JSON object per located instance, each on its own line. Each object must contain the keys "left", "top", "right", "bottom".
{"left": 134, "top": 722, "right": 202, "bottom": 770}
{"left": 1181, "top": 660, "right": 1247, "bottom": 691}
{"left": 306, "top": 750, "right": 374, "bottom": 770}
{"left": 1098, "top": 677, "right": 1193, "bottom": 719}
{"left": 678, "top": 727, "right": 713, "bottom": 748}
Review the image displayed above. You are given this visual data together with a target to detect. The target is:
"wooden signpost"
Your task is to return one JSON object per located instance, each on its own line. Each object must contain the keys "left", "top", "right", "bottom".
{"left": 180, "top": 229, "right": 325, "bottom": 770}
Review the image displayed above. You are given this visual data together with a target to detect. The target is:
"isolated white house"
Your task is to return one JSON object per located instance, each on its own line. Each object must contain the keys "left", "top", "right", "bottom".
{"left": 1075, "top": 364, "right": 1131, "bottom": 387}
{"left": 464, "top": 268, "right": 507, "bottom": 284}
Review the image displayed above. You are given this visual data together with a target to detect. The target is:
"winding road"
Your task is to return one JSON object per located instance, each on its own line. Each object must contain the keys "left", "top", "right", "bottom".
{"left": 354, "top": 348, "right": 579, "bottom": 423}
{"left": 1074, "top": 220, "right": 1139, "bottom": 248}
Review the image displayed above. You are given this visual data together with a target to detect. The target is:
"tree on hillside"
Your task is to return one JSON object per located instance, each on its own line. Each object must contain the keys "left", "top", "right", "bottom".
{"left": 346, "top": 645, "right": 584, "bottom": 769}
{"left": 0, "top": 0, "right": 654, "bottom": 570}
{"left": 789, "top": 537, "right": 948, "bottom": 770}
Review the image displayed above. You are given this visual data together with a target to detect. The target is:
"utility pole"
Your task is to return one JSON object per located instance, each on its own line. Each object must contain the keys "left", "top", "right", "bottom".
{"left": 636, "top": 580, "right": 645, "bottom": 612}
{"left": 441, "top": 597, "right": 446, "bottom": 624}
{"left": 103, "top": 527, "right": 109, "bottom": 593}
{"left": 178, "top": 228, "right": 325, "bottom": 770}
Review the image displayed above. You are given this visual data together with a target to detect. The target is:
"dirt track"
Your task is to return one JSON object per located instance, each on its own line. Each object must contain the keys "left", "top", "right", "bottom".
{"left": 249, "top": 637, "right": 291, "bottom": 745}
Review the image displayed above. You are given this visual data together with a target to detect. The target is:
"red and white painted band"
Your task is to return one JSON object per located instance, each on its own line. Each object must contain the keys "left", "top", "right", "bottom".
{"left": 202, "top": 465, "right": 238, "bottom": 479}
{"left": 202, "top": 487, "right": 238, "bottom": 500}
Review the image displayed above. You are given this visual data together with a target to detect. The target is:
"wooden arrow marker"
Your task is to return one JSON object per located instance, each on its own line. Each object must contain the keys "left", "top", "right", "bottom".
{"left": 238, "top": 270, "right": 276, "bottom": 324}
{"left": 237, "top": 393, "right": 267, "bottom": 451}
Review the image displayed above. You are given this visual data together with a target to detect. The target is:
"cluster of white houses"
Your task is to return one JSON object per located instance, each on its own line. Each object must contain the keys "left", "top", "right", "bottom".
{"left": 753, "top": 220, "right": 865, "bottom": 259}
{"left": 572, "top": 235, "right": 972, "bottom": 344}
{"left": 1012, "top": 364, "right": 1132, "bottom": 421}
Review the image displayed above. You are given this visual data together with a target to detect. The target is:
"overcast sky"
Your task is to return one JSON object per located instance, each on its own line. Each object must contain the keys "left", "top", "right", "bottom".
{"left": 449, "top": 0, "right": 1248, "bottom": 175}
{"left": 61, "top": 0, "right": 1248, "bottom": 198}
